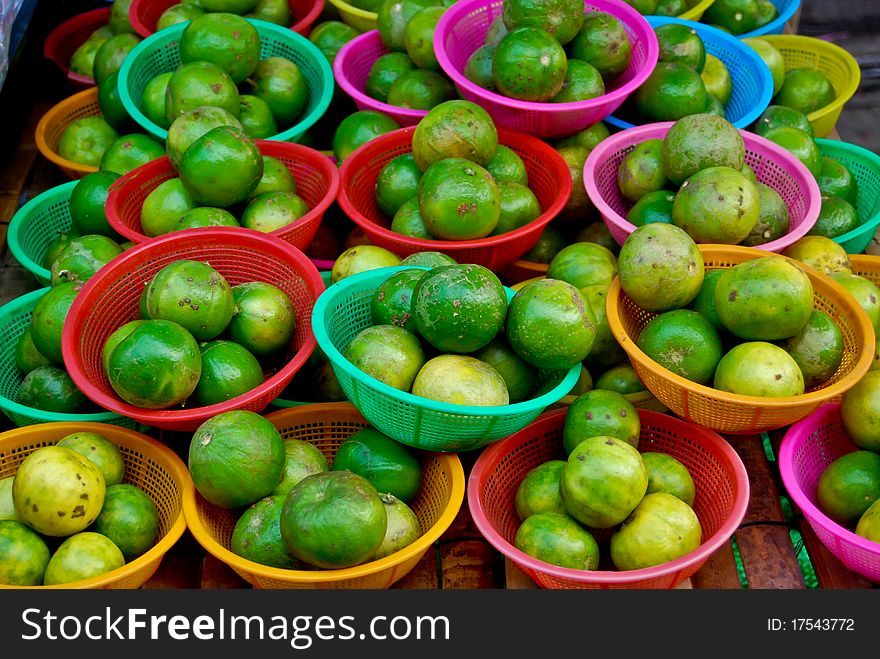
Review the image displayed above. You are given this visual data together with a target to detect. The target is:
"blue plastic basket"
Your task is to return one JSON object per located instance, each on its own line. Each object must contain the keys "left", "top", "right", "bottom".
{"left": 311, "top": 266, "right": 581, "bottom": 452}
{"left": 606, "top": 16, "right": 774, "bottom": 130}
{"left": 816, "top": 138, "right": 880, "bottom": 255}
{"left": 736, "top": 0, "right": 801, "bottom": 38}
{"left": 117, "top": 18, "right": 333, "bottom": 143}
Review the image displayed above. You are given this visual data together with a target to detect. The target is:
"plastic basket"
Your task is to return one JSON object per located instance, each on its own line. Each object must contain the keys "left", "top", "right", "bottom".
{"left": 469, "top": 407, "right": 750, "bottom": 588}
{"left": 605, "top": 17, "right": 774, "bottom": 130}
{"left": 676, "top": 0, "right": 715, "bottom": 21}
{"left": 584, "top": 122, "right": 821, "bottom": 251}
{"left": 61, "top": 227, "right": 324, "bottom": 432}
{"left": 184, "top": 402, "right": 465, "bottom": 588}
{"left": 850, "top": 254, "right": 880, "bottom": 287}
{"left": 816, "top": 139, "right": 880, "bottom": 255}
{"left": 337, "top": 126, "right": 571, "bottom": 270}
{"left": 117, "top": 18, "right": 333, "bottom": 142}
{"left": 0, "top": 289, "right": 136, "bottom": 429}
{"left": 34, "top": 87, "right": 103, "bottom": 180}
{"left": 105, "top": 140, "right": 339, "bottom": 250}
{"left": 605, "top": 245, "right": 876, "bottom": 434}
{"left": 334, "top": 30, "right": 436, "bottom": 127}
{"left": 779, "top": 403, "right": 880, "bottom": 583}
{"left": 7, "top": 181, "right": 79, "bottom": 287}
{"left": 129, "top": 0, "right": 325, "bottom": 38}
{"left": 311, "top": 265, "right": 581, "bottom": 452}
{"left": 735, "top": 0, "right": 801, "bottom": 38}
{"left": 43, "top": 7, "right": 111, "bottom": 88}
{"left": 434, "top": 0, "right": 659, "bottom": 139}
{"left": 756, "top": 35, "right": 861, "bottom": 138}
{"left": 327, "top": 0, "right": 376, "bottom": 33}
{"left": 0, "top": 421, "right": 191, "bottom": 589}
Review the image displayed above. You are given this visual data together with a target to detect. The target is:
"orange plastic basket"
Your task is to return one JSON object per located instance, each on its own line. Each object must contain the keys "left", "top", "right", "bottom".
{"left": 850, "top": 254, "right": 880, "bottom": 287}
{"left": 606, "top": 245, "right": 876, "bottom": 434}
{"left": 183, "top": 402, "right": 465, "bottom": 588}
{"left": 34, "top": 87, "right": 103, "bottom": 179}
{"left": 0, "top": 421, "right": 191, "bottom": 589}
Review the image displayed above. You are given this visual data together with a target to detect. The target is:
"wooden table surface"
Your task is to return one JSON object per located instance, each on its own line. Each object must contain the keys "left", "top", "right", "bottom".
{"left": 0, "top": 10, "right": 877, "bottom": 589}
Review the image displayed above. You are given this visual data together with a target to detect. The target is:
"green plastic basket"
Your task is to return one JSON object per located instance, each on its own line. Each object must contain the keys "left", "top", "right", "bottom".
{"left": 117, "top": 18, "right": 334, "bottom": 142}
{"left": 7, "top": 181, "right": 79, "bottom": 287}
{"left": 816, "top": 138, "right": 880, "bottom": 255}
{"left": 0, "top": 289, "right": 136, "bottom": 428}
{"left": 311, "top": 266, "right": 581, "bottom": 452}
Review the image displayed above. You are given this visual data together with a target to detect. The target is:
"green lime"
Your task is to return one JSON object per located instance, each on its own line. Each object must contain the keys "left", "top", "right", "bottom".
{"left": 250, "top": 155, "right": 297, "bottom": 198}
{"left": 418, "top": 158, "right": 501, "bottom": 239}
{"left": 164, "top": 61, "right": 240, "bottom": 123}
{"left": 752, "top": 104, "right": 815, "bottom": 138}
{"left": 99, "top": 133, "right": 165, "bottom": 176}
{"left": 366, "top": 52, "right": 417, "bottom": 102}
{"left": 701, "top": 54, "right": 732, "bottom": 106}
{"left": 817, "top": 450, "right": 880, "bottom": 526}
{"left": 702, "top": 0, "right": 758, "bottom": 35}
{"left": 563, "top": 388, "right": 640, "bottom": 453}
{"left": 818, "top": 157, "right": 859, "bottom": 207}
{"left": 502, "top": 0, "right": 584, "bottom": 45}
{"left": 240, "top": 191, "right": 310, "bottom": 232}
{"left": 636, "top": 308, "right": 723, "bottom": 384}
{"left": 57, "top": 431, "right": 125, "bottom": 486}
{"left": 761, "top": 125, "right": 822, "bottom": 179}
{"left": 411, "top": 99, "right": 497, "bottom": 170}
{"left": 492, "top": 181, "right": 541, "bottom": 235}
{"left": 547, "top": 241, "right": 618, "bottom": 289}
{"left": 493, "top": 27, "right": 568, "bottom": 102}
{"left": 30, "top": 282, "right": 82, "bottom": 365}
{"left": 672, "top": 166, "right": 760, "bottom": 244}
{"left": 18, "top": 366, "right": 87, "bottom": 413}
{"left": 633, "top": 62, "right": 708, "bottom": 122}
{"left": 403, "top": 6, "right": 446, "bottom": 70}
{"left": 473, "top": 337, "right": 538, "bottom": 403}
{"left": 93, "top": 33, "right": 141, "bottom": 86}
{"left": 229, "top": 281, "right": 297, "bottom": 357}
{"left": 157, "top": 3, "right": 206, "bottom": 31}
{"left": 97, "top": 71, "right": 134, "bottom": 133}
{"left": 166, "top": 105, "right": 243, "bottom": 171}
{"left": 140, "top": 177, "right": 197, "bottom": 237}
{"left": 371, "top": 267, "right": 424, "bottom": 333}
{"left": 179, "top": 13, "right": 261, "bottom": 84}
{"left": 93, "top": 483, "right": 160, "bottom": 561}
{"left": 57, "top": 116, "right": 119, "bottom": 168}
{"left": 617, "top": 138, "right": 667, "bottom": 203}
{"left": 594, "top": 362, "right": 647, "bottom": 394}
{"left": 627, "top": 190, "right": 675, "bottom": 227}
{"left": 69, "top": 170, "right": 123, "bottom": 238}
{"left": 391, "top": 198, "right": 432, "bottom": 238}
{"left": 654, "top": 23, "right": 706, "bottom": 72}
{"left": 486, "top": 145, "right": 528, "bottom": 186}
{"left": 780, "top": 309, "right": 844, "bottom": 390}
{"left": 521, "top": 226, "right": 567, "bottom": 263}
{"left": 386, "top": 69, "right": 455, "bottom": 110}
{"left": 332, "top": 428, "right": 422, "bottom": 502}
{"left": 514, "top": 511, "right": 600, "bottom": 570}
{"left": 193, "top": 340, "right": 264, "bottom": 406}
{"left": 741, "top": 182, "right": 790, "bottom": 247}
{"left": 377, "top": 0, "right": 443, "bottom": 51}
{"left": 177, "top": 207, "right": 240, "bottom": 230}
{"left": 247, "top": 56, "right": 309, "bottom": 127}
{"left": 230, "top": 495, "right": 302, "bottom": 569}
{"left": 332, "top": 110, "right": 401, "bottom": 162}
{"left": 514, "top": 460, "right": 567, "bottom": 520}
{"left": 743, "top": 38, "right": 785, "bottom": 96}
{"left": 464, "top": 44, "right": 496, "bottom": 91}
{"left": 809, "top": 194, "right": 860, "bottom": 239}
{"left": 554, "top": 122, "right": 610, "bottom": 152}
{"left": 642, "top": 452, "right": 695, "bottom": 507}
{"left": 309, "top": 21, "right": 360, "bottom": 66}
{"left": 178, "top": 126, "right": 264, "bottom": 207}
{"left": 0, "top": 521, "right": 50, "bottom": 586}
{"left": 140, "top": 72, "right": 174, "bottom": 131}
{"left": 273, "top": 439, "right": 329, "bottom": 496}
{"left": 553, "top": 59, "right": 605, "bottom": 103}
{"left": 569, "top": 11, "right": 632, "bottom": 82}
{"left": 238, "top": 94, "right": 279, "bottom": 139}
{"left": 775, "top": 68, "right": 837, "bottom": 115}
{"left": 14, "top": 327, "right": 51, "bottom": 375}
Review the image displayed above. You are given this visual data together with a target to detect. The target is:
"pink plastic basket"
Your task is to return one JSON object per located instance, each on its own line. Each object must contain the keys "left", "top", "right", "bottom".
{"left": 468, "top": 407, "right": 750, "bottom": 588}
{"left": 334, "top": 30, "right": 431, "bottom": 127}
{"left": 434, "top": 0, "right": 659, "bottom": 139}
{"left": 779, "top": 403, "right": 880, "bottom": 583}
{"left": 583, "top": 122, "right": 822, "bottom": 251}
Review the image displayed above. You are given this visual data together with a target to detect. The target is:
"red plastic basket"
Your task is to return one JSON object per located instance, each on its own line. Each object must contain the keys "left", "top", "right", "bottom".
{"left": 333, "top": 30, "right": 433, "bottom": 127}
{"left": 434, "top": 0, "right": 659, "bottom": 139}
{"left": 105, "top": 140, "right": 339, "bottom": 249}
{"left": 779, "top": 403, "right": 880, "bottom": 584}
{"left": 468, "top": 407, "right": 750, "bottom": 588}
{"left": 129, "top": 0, "right": 325, "bottom": 38}
{"left": 336, "top": 126, "right": 571, "bottom": 269}
{"left": 43, "top": 7, "right": 112, "bottom": 88}
{"left": 583, "top": 122, "right": 822, "bottom": 251}
{"left": 61, "top": 227, "right": 324, "bottom": 432}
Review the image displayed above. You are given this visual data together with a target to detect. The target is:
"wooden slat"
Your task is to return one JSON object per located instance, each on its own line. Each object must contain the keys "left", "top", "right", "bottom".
{"left": 392, "top": 546, "right": 440, "bottom": 589}
{"left": 504, "top": 559, "right": 537, "bottom": 589}
{"left": 200, "top": 555, "right": 251, "bottom": 589}
{"left": 690, "top": 541, "right": 743, "bottom": 589}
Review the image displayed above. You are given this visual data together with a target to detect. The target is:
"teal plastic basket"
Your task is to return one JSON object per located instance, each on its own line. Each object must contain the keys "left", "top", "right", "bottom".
{"left": 311, "top": 266, "right": 582, "bottom": 452}
{"left": 117, "top": 18, "right": 333, "bottom": 142}
{"left": 816, "top": 138, "right": 880, "bottom": 255}
{"left": 0, "top": 289, "right": 136, "bottom": 428}
{"left": 7, "top": 181, "right": 79, "bottom": 287}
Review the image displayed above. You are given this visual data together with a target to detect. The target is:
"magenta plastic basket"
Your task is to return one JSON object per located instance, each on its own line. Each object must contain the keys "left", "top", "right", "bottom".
{"left": 334, "top": 30, "right": 431, "bottom": 127}
{"left": 434, "top": 0, "right": 659, "bottom": 139}
{"left": 779, "top": 403, "right": 880, "bottom": 584}
{"left": 583, "top": 121, "right": 822, "bottom": 251}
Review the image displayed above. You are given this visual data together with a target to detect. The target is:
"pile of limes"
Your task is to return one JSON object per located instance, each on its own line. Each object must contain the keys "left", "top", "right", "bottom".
{"left": 188, "top": 410, "right": 425, "bottom": 570}
{"left": 464, "top": 0, "right": 631, "bottom": 104}
{"left": 513, "top": 395, "right": 702, "bottom": 572}
{"left": 374, "top": 99, "right": 545, "bottom": 241}
{"left": 103, "top": 259, "right": 297, "bottom": 410}
{"left": 700, "top": 0, "right": 779, "bottom": 35}
{"left": 154, "top": 0, "right": 302, "bottom": 30}
{"left": 0, "top": 431, "right": 160, "bottom": 586}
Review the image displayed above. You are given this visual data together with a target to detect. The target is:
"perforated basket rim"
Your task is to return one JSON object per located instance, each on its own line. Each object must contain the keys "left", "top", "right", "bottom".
{"left": 779, "top": 403, "right": 880, "bottom": 560}
{"left": 0, "top": 420, "right": 192, "bottom": 590}
{"left": 582, "top": 121, "right": 823, "bottom": 252}
{"left": 311, "top": 265, "right": 582, "bottom": 417}
{"left": 326, "top": 0, "right": 377, "bottom": 22}
{"left": 736, "top": 0, "right": 802, "bottom": 38}
{"left": 815, "top": 138, "right": 880, "bottom": 248}
{"left": 336, "top": 125, "right": 572, "bottom": 252}
{"left": 7, "top": 180, "right": 79, "bottom": 284}
{"left": 467, "top": 407, "right": 751, "bottom": 585}
{"left": 116, "top": 17, "right": 334, "bottom": 142}
{"left": 60, "top": 227, "right": 324, "bottom": 428}
{"left": 605, "top": 244, "right": 877, "bottom": 409}
{"left": 104, "top": 141, "right": 340, "bottom": 244}
{"left": 604, "top": 16, "right": 775, "bottom": 130}
{"left": 0, "top": 288, "right": 129, "bottom": 424}
{"left": 434, "top": 0, "right": 660, "bottom": 115}
{"left": 755, "top": 34, "right": 862, "bottom": 125}
{"left": 333, "top": 30, "right": 431, "bottom": 124}
{"left": 182, "top": 401, "right": 466, "bottom": 584}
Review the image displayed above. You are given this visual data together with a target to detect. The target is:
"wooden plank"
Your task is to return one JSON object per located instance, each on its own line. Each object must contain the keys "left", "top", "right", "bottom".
{"left": 691, "top": 541, "right": 743, "bottom": 589}
{"left": 504, "top": 559, "right": 537, "bottom": 589}
{"left": 200, "top": 554, "right": 251, "bottom": 589}
{"left": 797, "top": 520, "right": 874, "bottom": 589}
{"left": 141, "top": 532, "right": 204, "bottom": 590}
{"left": 392, "top": 545, "right": 440, "bottom": 589}
{"left": 439, "top": 539, "right": 499, "bottom": 589}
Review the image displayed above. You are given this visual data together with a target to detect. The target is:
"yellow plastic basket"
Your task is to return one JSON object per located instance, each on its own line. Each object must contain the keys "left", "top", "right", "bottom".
{"left": 606, "top": 245, "right": 876, "bottom": 435}
{"left": 327, "top": 0, "right": 376, "bottom": 32}
{"left": 677, "top": 0, "right": 715, "bottom": 21}
{"left": 850, "top": 254, "right": 880, "bottom": 286}
{"left": 0, "top": 422, "right": 191, "bottom": 589}
{"left": 184, "top": 402, "right": 466, "bottom": 589}
{"left": 757, "top": 35, "right": 861, "bottom": 138}
{"left": 34, "top": 87, "right": 103, "bottom": 180}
